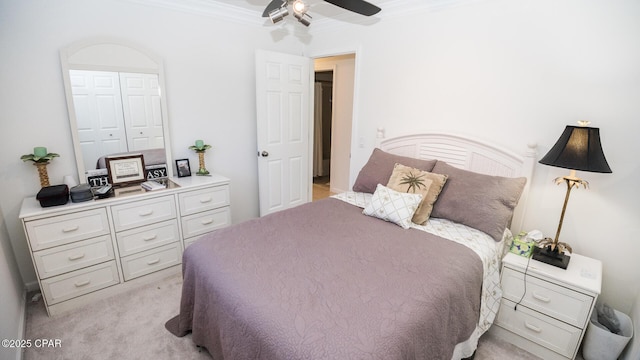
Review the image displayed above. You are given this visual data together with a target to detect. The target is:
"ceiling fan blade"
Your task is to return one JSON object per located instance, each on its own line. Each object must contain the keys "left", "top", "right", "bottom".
{"left": 262, "top": 0, "right": 285, "bottom": 17}
{"left": 323, "top": 0, "right": 381, "bottom": 16}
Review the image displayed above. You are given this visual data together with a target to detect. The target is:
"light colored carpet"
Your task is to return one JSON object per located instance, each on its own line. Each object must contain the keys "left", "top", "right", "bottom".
{"left": 24, "top": 274, "right": 543, "bottom": 360}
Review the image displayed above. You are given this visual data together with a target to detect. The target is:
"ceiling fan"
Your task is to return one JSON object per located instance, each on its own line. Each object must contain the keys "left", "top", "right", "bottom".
{"left": 262, "top": 0, "right": 381, "bottom": 27}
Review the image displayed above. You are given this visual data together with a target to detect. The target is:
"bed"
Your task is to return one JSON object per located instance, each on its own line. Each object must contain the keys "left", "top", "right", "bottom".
{"left": 166, "top": 131, "right": 538, "bottom": 360}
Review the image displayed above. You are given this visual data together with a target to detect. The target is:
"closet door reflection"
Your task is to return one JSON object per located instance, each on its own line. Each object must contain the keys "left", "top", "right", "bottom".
{"left": 70, "top": 70, "right": 164, "bottom": 172}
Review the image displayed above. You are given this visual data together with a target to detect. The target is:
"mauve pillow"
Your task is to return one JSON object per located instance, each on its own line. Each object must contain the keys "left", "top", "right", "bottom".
{"left": 352, "top": 148, "right": 437, "bottom": 194}
{"left": 430, "top": 161, "right": 527, "bottom": 241}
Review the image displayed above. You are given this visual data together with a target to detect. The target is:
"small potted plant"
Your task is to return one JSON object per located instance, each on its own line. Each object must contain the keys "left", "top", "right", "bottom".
{"left": 188, "top": 140, "right": 211, "bottom": 176}
{"left": 21, "top": 147, "right": 60, "bottom": 187}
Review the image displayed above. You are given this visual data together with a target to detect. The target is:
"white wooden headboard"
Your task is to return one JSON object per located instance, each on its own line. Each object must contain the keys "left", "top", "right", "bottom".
{"left": 375, "top": 129, "right": 537, "bottom": 234}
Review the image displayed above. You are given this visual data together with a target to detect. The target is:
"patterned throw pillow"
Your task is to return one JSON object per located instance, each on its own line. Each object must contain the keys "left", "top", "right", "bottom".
{"left": 362, "top": 184, "right": 423, "bottom": 229}
{"left": 386, "top": 163, "right": 448, "bottom": 225}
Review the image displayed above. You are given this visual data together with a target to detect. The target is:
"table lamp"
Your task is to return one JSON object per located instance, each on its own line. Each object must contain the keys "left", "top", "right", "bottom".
{"left": 533, "top": 121, "right": 612, "bottom": 269}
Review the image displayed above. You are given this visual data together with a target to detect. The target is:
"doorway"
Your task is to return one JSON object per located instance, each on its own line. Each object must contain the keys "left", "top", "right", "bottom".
{"left": 312, "top": 54, "right": 355, "bottom": 201}
{"left": 313, "top": 70, "right": 333, "bottom": 201}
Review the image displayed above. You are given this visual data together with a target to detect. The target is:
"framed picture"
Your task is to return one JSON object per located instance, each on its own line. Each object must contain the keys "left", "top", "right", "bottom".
{"left": 176, "top": 159, "right": 191, "bottom": 177}
{"left": 105, "top": 154, "right": 146, "bottom": 186}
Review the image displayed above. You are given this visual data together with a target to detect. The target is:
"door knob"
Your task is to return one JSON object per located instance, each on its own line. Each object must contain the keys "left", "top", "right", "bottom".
{"left": 261, "top": 151, "right": 269, "bottom": 157}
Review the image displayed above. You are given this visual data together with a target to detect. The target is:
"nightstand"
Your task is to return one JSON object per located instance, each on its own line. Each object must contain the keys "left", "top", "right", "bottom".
{"left": 490, "top": 252, "right": 602, "bottom": 360}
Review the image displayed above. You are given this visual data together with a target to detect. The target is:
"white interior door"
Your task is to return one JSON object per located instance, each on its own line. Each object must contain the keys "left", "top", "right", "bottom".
{"left": 69, "top": 70, "right": 128, "bottom": 171}
{"left": 119, "top": 72, "right": 165, "bottom": 151}
{"left": 256, "top": 50, "right": 313, "bottom": 216}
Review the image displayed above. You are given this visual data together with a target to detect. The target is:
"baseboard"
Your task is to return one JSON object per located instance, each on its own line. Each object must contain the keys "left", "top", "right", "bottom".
{"left": 14, "top": 288, "right": 27, "bottom": 360}
{"left": 24, "top": 280, "right": 39, "bottom": 293}
{"left": 330, "top": 186, "right": 348, "bottom": 194}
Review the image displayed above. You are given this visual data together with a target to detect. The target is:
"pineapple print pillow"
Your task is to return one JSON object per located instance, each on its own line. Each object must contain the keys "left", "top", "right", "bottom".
{"left": 386, "top": 163, "right": 448, "bottom": 225}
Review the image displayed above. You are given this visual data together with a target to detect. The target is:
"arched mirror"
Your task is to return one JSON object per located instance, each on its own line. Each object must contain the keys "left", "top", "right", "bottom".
{"left": 60, "top": 38, "right": 173, "bottom": 184}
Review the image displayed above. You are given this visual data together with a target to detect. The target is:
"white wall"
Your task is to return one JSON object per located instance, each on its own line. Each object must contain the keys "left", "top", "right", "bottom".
{"left": 307, "top": 0, "right": 640, "bottom": 312}
{"left": 0, "top": 0, "right": 301, "bottom": 288}
{"left": 2, "top": 0, "right": 639, "bottom": 319}
{"left": 0, "top": 208, "right": 25, "bottom": 360}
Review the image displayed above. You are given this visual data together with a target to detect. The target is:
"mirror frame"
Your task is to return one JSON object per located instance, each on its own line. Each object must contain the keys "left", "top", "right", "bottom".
{"left": 60, "top": 37, "right": 174, "bottom": 182}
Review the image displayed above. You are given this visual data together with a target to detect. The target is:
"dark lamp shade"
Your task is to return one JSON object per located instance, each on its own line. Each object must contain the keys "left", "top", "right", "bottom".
{"left": 539, "top": 126, "right": 612, "bottom": 173}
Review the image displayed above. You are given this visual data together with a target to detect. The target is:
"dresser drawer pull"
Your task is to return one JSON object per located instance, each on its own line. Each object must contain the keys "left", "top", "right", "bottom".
{"left": 68, "top": 253, "right": 86, "bottom": 261}
{"left": 524, "top": 321, "right": 542, "bottom": 333}
{"left": 74, "top": 279, "right": 91, "bottom": 287}
{"left": 146, "top": 258, "right": 161, "bottom": 265}
{"left": 138, "top": 209, "right": 154, "bottom": 216}
{"left": 199, "top": 197, "right": 212, "bottom": 203}
{"left": 143, "top": 234, "right": 158, "bottom": 241}
{"left": 62, "top": 225, "right": 80, "bottom": 233}
{"left": 201, "top": 218, "right": 214, "bottom": 225}
{"left": 532, "top": 292, "right": 551, "bottom": 303}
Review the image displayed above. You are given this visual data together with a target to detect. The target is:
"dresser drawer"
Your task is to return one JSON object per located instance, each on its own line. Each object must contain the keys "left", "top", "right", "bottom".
{"left": 33, "top": 235, "right": 114, "bottom": 279}
{"left": 25, "top": 209, "right": 110, "bottom": 251}
{"left": 181, "top": 207, "right": 231, "bottom": 240}
{"left": 111, "top": 195, "right": 176, "bottom": 232}
{"left": 178, "top": 185, "right": 230, "bottom": 216}
{"left": 121, "top": 242, "right": 181, "bottom": 281}
{"left": 41, "top": 261, "right": 119, "bottom": 305}
{"left": 497, "top": 298, "right": 582, "bottom": 358}
{"left": 116, "top": 219, "right": 180, "bottom": 257}
{"left": 502, "top": 267, "right": 594, "bottom": 328}
{"left": 183, "top": 236, "right": 199, "bottom": 249}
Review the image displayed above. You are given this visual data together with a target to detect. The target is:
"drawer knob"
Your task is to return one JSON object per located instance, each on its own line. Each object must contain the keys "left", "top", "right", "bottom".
{"left": 139, "top": 209, "right": 154, "bottom": 216}
{"left": 74, "top": 279, "right": 91, "bottom": 287}
{"left": 146, "top": 258, "right": 161, "bottom": 265}
{"left": 68, "top": 253, "right": 86, "bottom": 261}
{"left": 62, "top": 225, "right": 80, "bottom": 233}
{"left": 524, "top": 321, "right": 542, "bottom": 333}
{"left": 532, "top": 292, "right": 551, "bottom": 303}
{"left": 199, "top": 197, "right": 212, "bottom": 203}
{"left": 143, "top": 234, "right": 158, "bottom": 241}
{"left": 201, "top": 218, "right": 214, "bottom": 225}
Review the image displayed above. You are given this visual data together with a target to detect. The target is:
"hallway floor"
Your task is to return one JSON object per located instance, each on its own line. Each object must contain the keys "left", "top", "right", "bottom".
{"left": 312, "top": 176, "right": 333, "bottom": 201}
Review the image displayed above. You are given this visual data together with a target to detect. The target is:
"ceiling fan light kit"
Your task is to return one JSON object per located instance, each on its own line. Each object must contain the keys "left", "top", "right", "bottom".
{"left": 268, "top": 3, "right": 289, "bottom": 24}
{"left": 263, "top": 0, "right": 381, "bottom": 27}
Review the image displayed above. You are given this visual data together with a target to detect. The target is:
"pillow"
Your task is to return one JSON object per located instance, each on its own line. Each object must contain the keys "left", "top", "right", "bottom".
{"left": 430, "top": 161, "right": 527, "bottom": 241}
{"left": 386, "top": 163, "right": 448, "bottom": 225}
{"left": 353, "top": 148, "right": 437, "bottom": 194}
{"left": 363, "top": 184, "right": 423, "bottom": 229}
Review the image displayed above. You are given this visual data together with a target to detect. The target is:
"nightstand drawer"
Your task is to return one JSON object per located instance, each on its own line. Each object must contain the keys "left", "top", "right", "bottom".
{"left": 111, "top": 196, "right": 176, "bottom": 231}
{"left": 497, "top": 299, "right": 582, "bottom": 358}
{"left": 41, "top": 261, "right": 119, "bottom": 305}
{"left": 502, "top": 267, "right": 594, "bottom": 328}
{"left": 181, "top": 207, "right": 231, "bottom": 239}
{"left": 25, "top": 209, "right": 110, "bottom": 251}
{"left": 33, "top": 235, "right": 114, "bottom": 279}
{"left": 178, "top": 185, "right": 230, "bottom": 216}
{"left": 121, "top": 242, "right": 181, "bottom": 281}
{"left": 116, "top": 219, "right": 180, "bottom": 257}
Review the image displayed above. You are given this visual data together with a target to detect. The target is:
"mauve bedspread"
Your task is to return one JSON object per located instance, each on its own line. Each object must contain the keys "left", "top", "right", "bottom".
{"left": 166, "top": 197, "right": 483, "bottom": 359}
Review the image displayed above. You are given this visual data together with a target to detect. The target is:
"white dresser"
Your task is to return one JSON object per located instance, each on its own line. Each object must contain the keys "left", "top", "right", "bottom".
{"left": 19, "top": 175, "right": 231, "bottom": 316}
{"left": 490, "top": 252, "right": 602, "bottom": 360}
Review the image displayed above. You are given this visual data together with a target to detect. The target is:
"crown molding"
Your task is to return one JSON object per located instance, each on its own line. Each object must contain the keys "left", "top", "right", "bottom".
{"left": 308, "top": 0, "right": 475, "bottom": 34}
{"left": 120, "top": 0, "right": 265, "bottom": 26}
{"left": 119, "top": 0, "right": 476, "bottom": 33}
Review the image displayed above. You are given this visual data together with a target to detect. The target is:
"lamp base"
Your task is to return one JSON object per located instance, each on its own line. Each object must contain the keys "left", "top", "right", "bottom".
{"left": 532, "top": 246, "right": 571, "bottom": 269}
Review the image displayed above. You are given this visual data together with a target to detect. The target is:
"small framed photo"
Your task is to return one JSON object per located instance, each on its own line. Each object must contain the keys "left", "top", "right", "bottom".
{"left": 176, "top": 159, "right": 191, "bottom": 177}
{"left": 105, "top": 154, "right": 146, "bottom": 186}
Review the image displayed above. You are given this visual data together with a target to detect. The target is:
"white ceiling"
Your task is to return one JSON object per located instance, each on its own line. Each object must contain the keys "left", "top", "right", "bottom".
{"left": 123, "top": 0, "right": 469, "bottom": 29}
